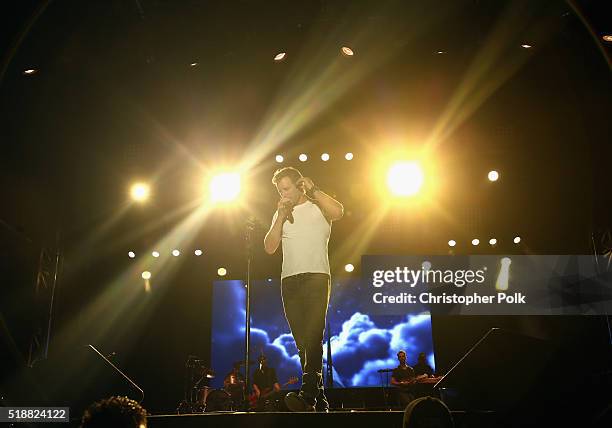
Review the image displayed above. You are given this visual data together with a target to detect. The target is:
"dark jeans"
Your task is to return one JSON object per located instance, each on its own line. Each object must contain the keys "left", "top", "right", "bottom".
{"left": 281, "top": 273, "right": 330, "bottom": 406}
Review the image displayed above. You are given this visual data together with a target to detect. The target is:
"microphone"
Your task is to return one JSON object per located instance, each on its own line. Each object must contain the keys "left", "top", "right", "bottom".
{"left": 283, "top": 202, "right": 294, "bottom": 224}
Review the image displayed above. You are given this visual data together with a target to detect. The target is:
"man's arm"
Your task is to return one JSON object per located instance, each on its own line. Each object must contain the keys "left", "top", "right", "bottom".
{"left": 264, "top": 198, "right": 291, "bottom": 254}
{"left": 252, "top": 383, "right": 261, "bottom": 398}
{"left": 297, "top": 177, "right": 344, "bottom": 221}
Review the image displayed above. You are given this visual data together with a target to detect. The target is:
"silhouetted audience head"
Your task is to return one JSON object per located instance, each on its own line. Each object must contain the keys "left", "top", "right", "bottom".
{"left": 81, "top": 396, "right": 147, "bottom": 428}
{"left": 403, "top": 396, "right": 454, "bottom": 428}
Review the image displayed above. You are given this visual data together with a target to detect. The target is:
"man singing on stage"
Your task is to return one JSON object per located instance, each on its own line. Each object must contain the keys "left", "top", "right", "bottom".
{"left": 264, "top": 166, "right": 344, "bottom": 412}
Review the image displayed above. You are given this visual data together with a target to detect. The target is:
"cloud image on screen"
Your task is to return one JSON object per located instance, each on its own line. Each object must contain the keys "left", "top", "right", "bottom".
{"left": 210, "top": 278, "right": 435, "bottom": 389}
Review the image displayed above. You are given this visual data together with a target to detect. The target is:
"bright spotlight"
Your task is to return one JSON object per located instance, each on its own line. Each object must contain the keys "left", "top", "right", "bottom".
{"left": 341, "top": 46, "right": 354, "bottom": 56}
{"left": 152, "top": 251, "right": 160, "bottom": 258}
{"left": 299, "top": 154, "right": 308, "bottom": 162}
{"left": 141, "top": 271, "right": 152, "bottom": 280}
{"left": 274, "top": 52, "right": 286, "bottom": 61}
{"left": 194, "top": 249, "right": 203, "bottom": 256}
{"left": 489, "top": 238, "right": 497, "bottom": 246}
{"left": 488, "top": 170, "right": 499, "bottom": 182}
{"left": 172, "top": 249, "right": 180, "bottom": 257}
{"left": 217, "top": 267, "right": 227, "bottom": 276}
{"left": 344, "top": 264, "right": 354, "bottom": 272}
{"left": 128, "top": 251, "right": 136, "bottom": 259}
{"left": 210, "top": 172, "right": 241, "bottom": 203}
{"left": 513, "top": 236, "right": 521, "bottom": 244}
{"left": 448, "top": 240, "right": 456, "bottom": 247}
{"left": 130, "top": 183, "right": 150, "bottom": 202}
{"left": 321, "top": 153, "right": 330, "bottom": 161}
{"left": 521, "top": 44, "right": 532, "bottom": 49}
{"left": 471, "top": 238, "right": 480, "bottom": 246}
{"left": 345, "top": 152, "right": 354, "bottom": 160}
{"left": 275, "top": 155, "right": 284, "bottom": 163}
{"left": 386, "top": 161, "right": 424, "bottom": 197}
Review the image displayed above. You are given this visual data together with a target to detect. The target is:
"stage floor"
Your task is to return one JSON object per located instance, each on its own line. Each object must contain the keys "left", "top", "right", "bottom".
{"left": 147, "top": 409, "right": 497, "bottom": 428}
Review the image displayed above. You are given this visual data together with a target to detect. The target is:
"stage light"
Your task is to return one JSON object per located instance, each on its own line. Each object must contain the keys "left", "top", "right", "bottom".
{"left": 521, "top": 44, "right": 532, "bottom": 49}
{"left": 321, "top": 153, "right": 330, "bottom": 161}
{"left": 141, "top": 271, "right": 152, "bottom": 280}
{"left": 471, "top": 238, "right": 480, "bottom": 246}
{"left": 604, "top": 35, "right": 612, "bottom": 42}
{"left": 130, "top": 182, "right": 150, "bottom": 202}
{"left": 194, "top": 249, "right": 203, "bottom": 256}
{"left": 128, "top": 251, "right": 136, "bottom": 259}
{"left": 495, "top": 257, "right": 512, "bottom": 291}
{"left": 448, "top": 240, "right": 456, "bottom": 247}
{"left": 274, "top": 52, "right": 286, "bottom": 61}
{"left": 513, "top": 236, "right": 521, "bottom": 244}
{"left": 345, "top": 264, "right": 354, "bottom": 272}
{"left": 299, "top": 154, "right": 308, "bottom": 162}
{"left": 345, "top": 152, "right": 354, "bottom": 160}
{"left": 386, "top": 161, "right": 424, "bottom": 197}
{"left": 172, "top": 249, "right": 180, "bottom": 257}
{"left": 275, "top": 155, "right": 284, "bottom": 163}
{"left": 489, "top": 238, "right": 497, "bottom": 246}
{"left": 217, "top": 267, "right": 227, "bottom": 276}
{"left": 488, "top": 170, "right": 499, "bottom": 182}
{"left": 210, "top": 172, "right": 241, "bottom": 203}
{"left": 341, "top": 46, "right": 354, "bottom": 56}
{"left": 152, "top": 251, "right": 160, "bottom": 258}
{"left": 23, "top": 68, "right": 37, "bottom": 75}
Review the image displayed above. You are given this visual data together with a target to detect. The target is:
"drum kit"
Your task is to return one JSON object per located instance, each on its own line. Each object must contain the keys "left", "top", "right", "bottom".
{"left": 176, "top": 356, "right": 251, "bottom": 413}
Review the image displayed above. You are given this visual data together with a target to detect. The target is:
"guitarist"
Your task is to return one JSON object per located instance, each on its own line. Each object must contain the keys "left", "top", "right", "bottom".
{"left": 252, "top": 355, "right": 281, "bottom": 410}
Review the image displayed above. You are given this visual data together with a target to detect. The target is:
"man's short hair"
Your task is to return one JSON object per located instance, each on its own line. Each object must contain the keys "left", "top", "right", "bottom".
{"left": 397, "top": 350, "right": 407, "bottom": 357}
{"left": 272, "top": 167, "right": 303, "bottom": 186}
{"left": 81, "top": 396, "right": 147, "bottom": 428}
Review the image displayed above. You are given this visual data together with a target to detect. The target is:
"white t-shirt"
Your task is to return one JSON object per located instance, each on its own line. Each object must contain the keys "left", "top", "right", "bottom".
{"left": 272, "top": 200, "right": 331, "bottom": 279}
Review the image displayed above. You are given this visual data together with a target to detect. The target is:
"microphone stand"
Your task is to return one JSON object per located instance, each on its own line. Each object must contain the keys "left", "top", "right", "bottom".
{"left": 244, "top": 217, "right": 257, "bottom": 396}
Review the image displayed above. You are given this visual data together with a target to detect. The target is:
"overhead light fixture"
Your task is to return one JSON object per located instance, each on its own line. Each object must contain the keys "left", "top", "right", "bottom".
{"left": 345, "top": 152, "right": 354, "bottom": 161}
{"left": 602, "top": 35, "right": 612, "bottom": 42}
{"left": 489, "top": 238, "right": 497, "bottom": 246}
{"left": 194, "top": 249, "right": 203, "bottom": 256}
{"left": 275, "top": 155, "right": 284, "bottom": 163}
{"left": 448, "top": 240, "right": 456, "bottom": 247}
{"left": 274, "top": 52, "right": 287, "bottom": 61}
{"left": 488, "top": 170, "right": 499, "bottom": 182}
{"left": 471, "top": 239, "right": 480, "bottom": 246}
{"left": 128, "top": 251, "right": 136, "bottom": 259}
{"left": 521, "top": 44, "right": 532, "bottom": 49}
{"left": 321, "top": 153, "right": 330, "bottom": 161}
{"left": 172, "top": 249, "right": 180, "bottom": 257}
{"left": 341, "top": 46, "right": 354, "bottom": 57}
{"left": 152, "top": 251, "right": 160, "bottom": 258}
{"left": 298, "top": 154, "right": 308, "bottom": 162}
{"left": 23, "top": 69, "right": 37, "bottom": 75}
{"left": 190, "top": 62, "right": 199, "bottom": 67}
{"left": 344, "top": 264, "right": 355, "bottom": 272}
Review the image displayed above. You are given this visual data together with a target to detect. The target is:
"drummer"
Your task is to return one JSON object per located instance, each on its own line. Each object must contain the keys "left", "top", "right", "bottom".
{"left": 223, "top": 362, "right": 246, "bottom": 410}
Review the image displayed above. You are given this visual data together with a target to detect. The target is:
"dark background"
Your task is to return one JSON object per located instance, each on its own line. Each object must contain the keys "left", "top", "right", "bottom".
{"left": 1, "top": 0, "right": 611, "bottom": 415}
